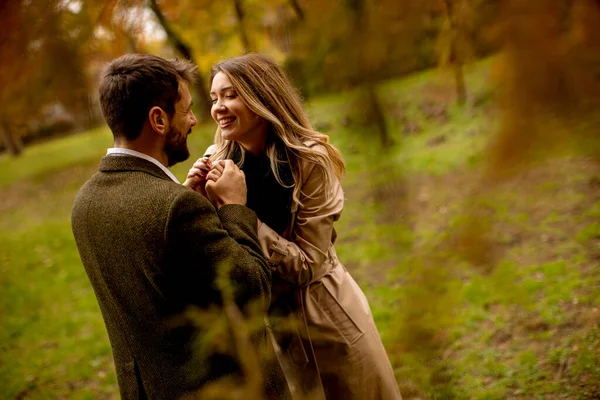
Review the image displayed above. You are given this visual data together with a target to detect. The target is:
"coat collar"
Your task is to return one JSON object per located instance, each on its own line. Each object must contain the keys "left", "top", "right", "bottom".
{"left": 98, "top": 155, "right": 176, "bottom": 182}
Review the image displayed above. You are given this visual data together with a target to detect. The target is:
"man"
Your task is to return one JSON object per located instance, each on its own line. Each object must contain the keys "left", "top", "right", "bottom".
{"left": 71, "top": 54, "right": 283, "bottom": 399}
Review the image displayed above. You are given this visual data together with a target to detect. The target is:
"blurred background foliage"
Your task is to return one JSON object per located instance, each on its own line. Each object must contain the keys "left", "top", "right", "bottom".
{"left": 1, "top": 0, "right": 600, "bottom": 399}
{"left": 0, "top": 0, "right": 503, "bottom": 153}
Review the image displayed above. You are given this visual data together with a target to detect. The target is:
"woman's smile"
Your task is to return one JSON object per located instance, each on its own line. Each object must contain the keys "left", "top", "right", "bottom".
{"left": 218, "top": 116, "right": 236, "bottom": 129}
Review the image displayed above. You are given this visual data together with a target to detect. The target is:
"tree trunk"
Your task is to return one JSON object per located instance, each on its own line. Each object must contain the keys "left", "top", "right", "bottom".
{"left": 149, "top": 0, "right": 211, "bottom": 122}
{"left": 345, "top": 0, "right": 392, "bottom": 149}
{"left": 288, "top": 0, "right": 304, "bottom": 20}
{"left": 366, "top": 85, "right": 392, "bottom": 148}
{"left": 232, "top": 0, "right": 252, "bottom": 52}
{"left": 0, "top": 123, "right": 23, "bottom": 156}
{"left": 443, "top": 0, "right": 467, "bottom": 105}
{"left": 453, "top": 63, "right": 467, "bottom": 105}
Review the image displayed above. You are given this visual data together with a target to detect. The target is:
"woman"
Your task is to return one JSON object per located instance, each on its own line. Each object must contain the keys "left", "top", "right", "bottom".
{"left": 186, "top": 54, "right": 401, "bottom": 400}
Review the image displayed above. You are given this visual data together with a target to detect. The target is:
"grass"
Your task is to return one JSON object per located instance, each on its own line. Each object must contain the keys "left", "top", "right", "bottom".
{"left": 0, "top": 127, "right": 111, "bottom": 188}
{"left": 1, "top": 58, "right": 599, "bottom": 399}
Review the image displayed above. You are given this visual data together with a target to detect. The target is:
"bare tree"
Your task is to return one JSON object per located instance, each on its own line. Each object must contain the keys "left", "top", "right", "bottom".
{"left": 149, "top": 0, "right": 211, "bottom": 122}
{"left": 232, "top": 0, "right": 252, "bottom": 52}
{"left": 0, "top": 123, "right": 23, "bottom": 156}
{"left": 343, "top": 0, "right": 393, "bottom": 148}
{"left": 442, "top": 0, "right": 467, "bottom": 105}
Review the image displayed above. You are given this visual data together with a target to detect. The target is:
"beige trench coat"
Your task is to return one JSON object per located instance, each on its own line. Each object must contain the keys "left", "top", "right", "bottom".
{"left": 254, "top": 144, "right": 402, "bottom": 400}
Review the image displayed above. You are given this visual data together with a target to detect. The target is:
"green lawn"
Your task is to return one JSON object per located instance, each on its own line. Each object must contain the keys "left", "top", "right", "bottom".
{"left": 1, "top": 59, "right": 599, "bottom": 399}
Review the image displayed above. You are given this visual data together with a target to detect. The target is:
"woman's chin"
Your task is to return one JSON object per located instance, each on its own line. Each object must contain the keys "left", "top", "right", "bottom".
{"left": 222, "top": 131, "right": 238, "bottom": 141}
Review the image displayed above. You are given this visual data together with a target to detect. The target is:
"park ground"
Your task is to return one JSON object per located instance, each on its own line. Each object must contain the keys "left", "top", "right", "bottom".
{"left": 1, "top": 60, "right": 599, "bottom": 399}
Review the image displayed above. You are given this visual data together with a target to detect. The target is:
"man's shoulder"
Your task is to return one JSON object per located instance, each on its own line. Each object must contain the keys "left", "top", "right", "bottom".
{"left": 132, "top": 174, "right": 213, "bottom": 216}
{"left": 72, "top": 168, "right": 199, "bottom": 211}
{"left": 72, "top": 172, "right": 101, "bottom": 206}
{"left": 71, "top": 170, "right": 214, "bottom": 232}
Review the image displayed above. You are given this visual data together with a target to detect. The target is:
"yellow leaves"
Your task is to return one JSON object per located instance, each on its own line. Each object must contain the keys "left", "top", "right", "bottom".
{"left": 436, "top": 0, "right": 475, "bottom": 68}
{"left": 570, "top": 0, "right": 600, "bottom": 46}
{"left": 481, "top": 0, "right": 600, "bottom": 180}
{"left": 451, "top": 213, "right": 497, "bottom": 269}
{"left": 93, "top": 0, "right": 120, "bottom": 27}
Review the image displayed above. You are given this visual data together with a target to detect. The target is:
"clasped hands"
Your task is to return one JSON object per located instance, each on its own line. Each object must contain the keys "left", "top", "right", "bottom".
{"left": 183, "top": 156, "right": 247, "bottom": 207}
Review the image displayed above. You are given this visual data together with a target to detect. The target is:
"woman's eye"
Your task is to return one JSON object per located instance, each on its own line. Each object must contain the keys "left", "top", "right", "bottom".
{"left": 210, "top": 98, "right": 217, "bottom": 104}
{"left": 225, "top": 94, "right": 236, "bottom": 99}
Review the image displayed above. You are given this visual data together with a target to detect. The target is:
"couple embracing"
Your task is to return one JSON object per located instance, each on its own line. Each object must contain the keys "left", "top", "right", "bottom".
{"left": 72, "top": 53, "right": 401, "bottom": 400}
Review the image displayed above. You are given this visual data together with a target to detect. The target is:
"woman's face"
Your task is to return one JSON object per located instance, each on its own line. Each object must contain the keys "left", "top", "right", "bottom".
{"left": 210, "top": 71, "right": 267, "bottom": 151}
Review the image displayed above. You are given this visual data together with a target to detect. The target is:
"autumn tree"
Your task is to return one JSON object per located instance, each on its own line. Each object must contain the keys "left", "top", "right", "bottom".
{"left": 436, "top": 0, "right": 475, "bottom": 105}
{"left": 481, "top": 0, "right": 579, "bottom": 179}
{"left": 149, "top": 0, "right": 212, "bottom": 122}
{"left": 342, "top": 0, "right": 392, "bottom": 148}
{"left": 232, "top": 0, "right": 252, "bottom": 52}
{"left": 143, "top": 0, "right": 291, "bottom": 120}
{"left": 0, "top": 0, "right": 95, "bottom": 156}
{"left": 0, "top": 0, "right": 28, "bottom": 155}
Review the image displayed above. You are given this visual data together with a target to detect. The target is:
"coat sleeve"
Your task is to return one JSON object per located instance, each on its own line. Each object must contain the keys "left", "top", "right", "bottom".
{"left": 204, "top": 144, "right": 217, "bottom": 157}
{"left": 257, "top": 159, "right": 344, "bottom": 287}
{"left": 165, "top": 189, "right": 271, "bottom": 313}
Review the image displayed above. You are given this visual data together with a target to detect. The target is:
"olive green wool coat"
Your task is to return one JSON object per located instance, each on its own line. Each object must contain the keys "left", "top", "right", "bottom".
{"left": 71, "top": 155, "right": 279, "bottom": 399}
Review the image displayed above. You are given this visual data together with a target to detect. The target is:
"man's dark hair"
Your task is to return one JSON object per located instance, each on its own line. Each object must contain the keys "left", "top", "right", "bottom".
{"left": 99, "top": 54, "right": 197, "bottom": 140}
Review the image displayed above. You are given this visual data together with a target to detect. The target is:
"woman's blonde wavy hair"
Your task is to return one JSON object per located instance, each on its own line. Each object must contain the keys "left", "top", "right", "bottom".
{"left": 209, "top": 53, "right": 345, "bottom": 206}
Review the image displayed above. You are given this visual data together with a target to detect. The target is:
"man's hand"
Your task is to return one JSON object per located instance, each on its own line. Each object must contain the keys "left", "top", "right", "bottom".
{"left": 205, "top": 160, "right": 247, "bottom": 207}
{"left": 182, "top": 156, "right": 212, "bottom": 196}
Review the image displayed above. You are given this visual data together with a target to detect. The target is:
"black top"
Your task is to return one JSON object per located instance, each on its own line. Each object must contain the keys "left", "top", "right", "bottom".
{"left": 232, "top": 147, "right": 295, "bottom": 236}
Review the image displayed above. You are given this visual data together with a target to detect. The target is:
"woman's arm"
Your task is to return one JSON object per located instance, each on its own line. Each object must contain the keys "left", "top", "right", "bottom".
{"left": 257, "top": 157, "right": 344, "bottom": 287}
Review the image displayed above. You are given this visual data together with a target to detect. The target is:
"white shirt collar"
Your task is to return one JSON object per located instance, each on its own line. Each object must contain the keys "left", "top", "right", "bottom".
{"left": 106, "top": 148, "right": 180, "bottom": 184}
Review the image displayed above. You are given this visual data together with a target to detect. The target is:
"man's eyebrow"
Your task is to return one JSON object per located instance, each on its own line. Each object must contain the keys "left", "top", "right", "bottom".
{"left": 209, "top": 86, "right": 234, "bottom": 96}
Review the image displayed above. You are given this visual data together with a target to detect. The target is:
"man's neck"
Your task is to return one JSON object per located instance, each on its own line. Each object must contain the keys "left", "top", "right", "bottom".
{"left": 113, "top": 139, "right": 168, "bottom": 167}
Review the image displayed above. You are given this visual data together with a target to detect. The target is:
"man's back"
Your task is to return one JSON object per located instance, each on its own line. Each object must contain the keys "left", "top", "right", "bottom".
{"left": 72, "top": 155, "right": 271, "bottom": 399}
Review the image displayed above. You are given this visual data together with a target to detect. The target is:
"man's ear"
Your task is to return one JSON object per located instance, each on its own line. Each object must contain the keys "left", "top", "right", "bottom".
{"left": 149, "top": 107, "right": 168, "bottom": 136}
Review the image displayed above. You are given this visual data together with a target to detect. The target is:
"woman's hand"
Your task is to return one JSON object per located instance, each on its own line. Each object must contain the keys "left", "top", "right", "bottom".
{"left": 205, "top": 160, "right": 225, "bottom": 183}
{"left": 182, "top": 156, "right": 212, "bottom": 196}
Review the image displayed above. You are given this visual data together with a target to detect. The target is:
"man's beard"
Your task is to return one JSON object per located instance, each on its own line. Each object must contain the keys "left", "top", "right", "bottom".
{"left": 164, "top": 126, "right": 190, "bottom": 167}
